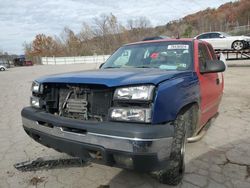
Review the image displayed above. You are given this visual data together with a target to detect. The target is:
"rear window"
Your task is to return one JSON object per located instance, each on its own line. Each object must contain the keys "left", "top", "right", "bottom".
{"left": 207, "top": 44, "right": 217, "bottom": 60}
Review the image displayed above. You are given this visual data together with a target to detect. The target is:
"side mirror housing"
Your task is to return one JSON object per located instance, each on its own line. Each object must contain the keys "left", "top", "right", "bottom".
{"left": 200, "top": 60, "right": 226, "bottom": 74}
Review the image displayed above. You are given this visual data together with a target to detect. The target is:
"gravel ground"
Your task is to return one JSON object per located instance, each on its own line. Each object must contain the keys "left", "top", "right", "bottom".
{"left": 0, "top": 63, "right": 250, "bottom": 188}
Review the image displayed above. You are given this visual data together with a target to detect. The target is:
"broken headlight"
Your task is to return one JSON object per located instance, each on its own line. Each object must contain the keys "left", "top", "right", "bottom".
{"left": 31, "top": 81, "right": 43, "bottom": 93}
{"left": 30, "top": 81, "right": 44, "bottom": 108}
{"left": 30, "top": 96, "right": 41, "bottom": 108}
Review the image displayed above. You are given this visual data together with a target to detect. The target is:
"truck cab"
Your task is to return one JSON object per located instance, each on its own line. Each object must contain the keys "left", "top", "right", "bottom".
{"left": 21, "top": 39, "right": 225, "bottom": 185}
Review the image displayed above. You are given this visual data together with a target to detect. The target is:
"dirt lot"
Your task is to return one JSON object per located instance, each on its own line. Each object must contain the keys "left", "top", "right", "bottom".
{"left": 0, "top": 64, "right": 250, "bottom": 188}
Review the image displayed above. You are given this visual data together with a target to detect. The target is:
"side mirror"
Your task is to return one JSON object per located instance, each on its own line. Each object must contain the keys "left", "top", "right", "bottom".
{"left": 200, "top": 60, "right": 226, "bottom": 74}
{"left": 219, "top": 35, "right": 225, "bottom": 38}
{"left": 99, "top": 63, "right": 104, "bottom": 69}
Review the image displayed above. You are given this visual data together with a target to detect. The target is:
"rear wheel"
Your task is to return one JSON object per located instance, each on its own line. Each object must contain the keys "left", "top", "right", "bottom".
{"left": 232, "top": 40, "right": 244, "bottom": 50}
{"left": 152, "top": 110, "right": 188, "bottom": 185}
{"left": 0, "top": 67, "right": 5, "bottom": 71}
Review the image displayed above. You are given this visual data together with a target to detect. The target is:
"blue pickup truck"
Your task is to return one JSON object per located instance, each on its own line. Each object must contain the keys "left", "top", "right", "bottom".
{"left": 21, "top": 38, "right": 225, "bottom": 185}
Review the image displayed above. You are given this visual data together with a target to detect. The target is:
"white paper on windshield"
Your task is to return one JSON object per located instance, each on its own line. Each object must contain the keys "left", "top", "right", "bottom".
{"left": 167, "top": 45, "right": 189, "bottom": 50}
{"left": 159, "top": 65, "right": 177, "bottom": 70}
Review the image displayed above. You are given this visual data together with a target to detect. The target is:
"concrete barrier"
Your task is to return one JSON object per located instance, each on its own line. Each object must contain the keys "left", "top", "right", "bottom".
{"left": 41, "top": 55, "right": 110, "bottom": 65}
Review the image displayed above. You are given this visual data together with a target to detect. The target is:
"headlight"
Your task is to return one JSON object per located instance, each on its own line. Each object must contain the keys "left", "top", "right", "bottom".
{"left": 114, "top": 85, "right": 154, "bottom": 101}
{"left": 30, "top": 96, "right": 41, "bottom": 108}
{"left": 31, "top": 81, "right": 43, "bottom": 93}
{"left": 110, "top": 108, "right": 151, "bottom": 122}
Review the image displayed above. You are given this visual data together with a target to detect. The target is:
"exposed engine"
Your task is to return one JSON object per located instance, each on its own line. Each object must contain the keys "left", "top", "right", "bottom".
{"left": 57, "top": 85, "right": 113, "bottom": 122}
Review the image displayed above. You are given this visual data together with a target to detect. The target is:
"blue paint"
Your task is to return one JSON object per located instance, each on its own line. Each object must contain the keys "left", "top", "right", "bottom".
{"left": 37, "top": 68, "right": 193, "bottom": 88}
{"left": 36, "top": 68, "right": 200, "bottom": 124}
{"left": 152, "top": 71, "right": 200, "bottom": 124}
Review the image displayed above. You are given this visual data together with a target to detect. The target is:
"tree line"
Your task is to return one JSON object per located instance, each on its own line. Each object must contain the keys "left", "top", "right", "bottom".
{"left": 24, "top": 14, "right": 157, "bottom": 59}
{"left": 162, "top": 0, "right": 250, "bottom": 38}
{"left": 25, "top": 0, "right": 250, "bottom": 61}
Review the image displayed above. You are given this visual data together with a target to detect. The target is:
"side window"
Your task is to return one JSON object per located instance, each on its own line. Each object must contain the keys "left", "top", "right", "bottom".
{"left": 197, "top": 34, "right": 210, "bottom": 39}
{"left": 198, "top": 43, "right": 212, "bottom": 71}
{"left": 209, "top": 33, "right": 220, "bottom": 38}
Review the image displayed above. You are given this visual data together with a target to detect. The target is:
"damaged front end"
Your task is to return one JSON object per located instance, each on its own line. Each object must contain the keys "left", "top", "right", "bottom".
{"left": 58, "top": 85, "right": 113, "bottom": 122}
{"left": 31, "top": 83, "right": 113, "bottom": 122}
{"left": 23, "top": 81, "right": 175, "bottom": 172}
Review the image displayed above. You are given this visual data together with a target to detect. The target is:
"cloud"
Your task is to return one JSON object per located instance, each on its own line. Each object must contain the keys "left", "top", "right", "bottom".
{"left": 0, "top": 0, "right": 231, "bottom": 54}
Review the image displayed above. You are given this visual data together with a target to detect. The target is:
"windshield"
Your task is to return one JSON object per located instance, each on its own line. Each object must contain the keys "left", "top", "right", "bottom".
{"left": 102, "top": 41, "right": 193, "bottom": 71}
{"left": 220, "top": 32, "right": 231, "bottom": 37}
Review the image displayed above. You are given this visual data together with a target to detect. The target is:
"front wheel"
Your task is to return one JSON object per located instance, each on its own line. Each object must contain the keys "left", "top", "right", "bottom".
{"left": 0, "top": 67, "right": 5, "bottom": 71}
{"left": 152, "top": 112, "right": 187, "bottom": 185}
{"left": 232, "top": 40, "right": 244, "bottom": 50}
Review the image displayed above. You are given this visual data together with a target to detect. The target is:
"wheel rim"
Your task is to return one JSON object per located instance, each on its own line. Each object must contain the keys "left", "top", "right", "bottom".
{"left": 233, "top": 41, "right": 244, "bottom": 50}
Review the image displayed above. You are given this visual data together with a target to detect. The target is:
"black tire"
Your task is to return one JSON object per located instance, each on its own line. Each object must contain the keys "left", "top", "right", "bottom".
{"left": 153, "top": 110, "right": 188, "bottom": 185}
{"left": 232, "top": 40, "right": 244, "bottom": 51}
{"left": 186, "top": 105, "right": 199, "bottom": 138}
{"left": 0, "top": 67, "right": 5, "bottom": 71}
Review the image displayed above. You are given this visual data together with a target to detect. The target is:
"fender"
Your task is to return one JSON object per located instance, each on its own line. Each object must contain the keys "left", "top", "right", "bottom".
{"left": 151, "top": 71, "right": 200, "bottom": 124}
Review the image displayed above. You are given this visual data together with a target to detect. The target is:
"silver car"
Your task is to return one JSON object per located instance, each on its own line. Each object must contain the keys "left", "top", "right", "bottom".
{"left": 0, "top": 59, "right": 10, "bottom": 70}
{"left": 194, "top": 32, "right": 250, "bottom": 50}
{"left": 0, "top": 65, "right": 7, "bottom": 71}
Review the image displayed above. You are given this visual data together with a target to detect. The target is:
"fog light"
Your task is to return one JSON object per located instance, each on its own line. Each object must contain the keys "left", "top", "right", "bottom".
{"left": 113, "top": 154, "right": 133, "bottom": 169}
{"left": 30, "top": 96, "right": 40, "bottom": 108}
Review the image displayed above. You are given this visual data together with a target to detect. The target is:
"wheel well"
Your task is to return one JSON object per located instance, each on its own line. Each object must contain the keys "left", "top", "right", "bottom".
{"left": 231, "top": 40, "right": 244, "bottom": 48}
{"left": 178, "top": 102, "right": 199, "bottom": 115}
{"left": 178, "top": 102, "right": 199, "bottom": 137}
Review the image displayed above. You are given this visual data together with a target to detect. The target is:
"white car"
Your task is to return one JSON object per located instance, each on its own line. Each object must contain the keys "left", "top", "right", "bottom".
{"left": 0, "top": 65, "right": 7, "bottom": 71}
{"left": 194, "top": 32, "right": 250, "bottom": 50}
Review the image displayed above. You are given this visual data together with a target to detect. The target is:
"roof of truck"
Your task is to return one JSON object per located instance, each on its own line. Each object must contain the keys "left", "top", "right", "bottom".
{"left": 125, "top": 38, "right": 195, "bottom": 46}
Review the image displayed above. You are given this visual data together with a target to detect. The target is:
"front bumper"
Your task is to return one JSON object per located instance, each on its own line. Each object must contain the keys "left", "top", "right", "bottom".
{"left": 243, "top": 40, "right": 250, "bottom": 49}
{"left": 247, "top": 41, "right": 250, "bottom": 48}
{"left": 21, "top": 107, "right": 174, "bottom": 172}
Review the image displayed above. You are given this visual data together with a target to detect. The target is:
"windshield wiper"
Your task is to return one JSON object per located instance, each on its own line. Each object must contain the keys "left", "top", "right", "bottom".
{"left": 103, "top": 66, "right": 154, "bottom": 69}
{"left": 103, "top": 66, "right": 121, "bottom": 69}
{"left": 135, "top": 66, "right": 154, "bottom": 68}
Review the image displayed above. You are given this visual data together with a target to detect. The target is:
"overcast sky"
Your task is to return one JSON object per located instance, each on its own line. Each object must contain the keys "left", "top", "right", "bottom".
{"left": 0, "top": 0, "right": 231, "bottom": 54}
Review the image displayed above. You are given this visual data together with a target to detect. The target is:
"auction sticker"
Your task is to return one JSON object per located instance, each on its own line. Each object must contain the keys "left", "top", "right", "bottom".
{"left": 167, "top": 45, "right": 189, "bottom": 50}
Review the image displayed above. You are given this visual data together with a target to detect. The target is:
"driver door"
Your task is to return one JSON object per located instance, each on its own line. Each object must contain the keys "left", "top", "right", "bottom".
{"left": 197, "top": 43, "right": 221, "bottom": 126}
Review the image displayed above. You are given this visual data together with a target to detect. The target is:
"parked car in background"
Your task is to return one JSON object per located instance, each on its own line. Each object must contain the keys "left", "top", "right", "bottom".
{"left": 24, "top": 60, "right": 33, "bottom": 66}
{"left": 194, "top": 32, "right": 250, "bottom": 50}
{"left": 14, "top": 57, "right": 33, "bottom": 66}
{"left": 0, "top": 65, "right": 7, "bottom": 71}
{"left": 142, "top": 36, "right": 170, "bottom": 41}
{"left": 0, "top": 59, "right": 10, "bottom": 68}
